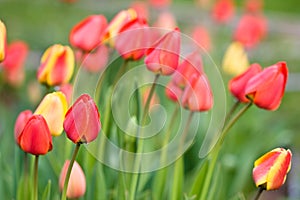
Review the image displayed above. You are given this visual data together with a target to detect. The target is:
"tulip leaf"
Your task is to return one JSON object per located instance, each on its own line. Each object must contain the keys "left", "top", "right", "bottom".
{"left": 41, "top": 180, "right": 51, "bottom": 200}
{"left": 169, "top": 157, "right": 184, "bottom": 200}
{"left": 188, "top": 159, "right": 209, "bottom": 198}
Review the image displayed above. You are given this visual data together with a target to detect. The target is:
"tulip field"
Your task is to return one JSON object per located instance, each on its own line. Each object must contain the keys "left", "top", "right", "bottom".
{"left": 1, "top": 0, "right": 300, "bottom": 200}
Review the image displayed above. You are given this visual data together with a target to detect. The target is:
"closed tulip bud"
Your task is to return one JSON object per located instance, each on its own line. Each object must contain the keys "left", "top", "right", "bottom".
{"left": 103, "top": 9, "right": 137, "bottom": 47}
{"left": 229, "top": 63, "right": 262, "bottom": 103}
{"left": 14, "top": 110, "right": 33, "bottom": 146}
{"left": 222, "top": 42, "right": 249, "bottom": 76}
{"left": 34, "top": 92, "right": 68, "bottom": 136}
{"left": 18, "top": 115, "right": 53, "bottom": 155}
{"left": 181, "top": 73, "right": 213, "bottom": 112}
{"left": 70, "top": 15, "right": 107, "bottom": 52}
{"left": 63, "top": 94, "right": 101, "bottom": 144}
{"left": 172, "top": 51, "right": 203, "bottom": 88}
{"left": 192, "top": 26, "right": 211, "bottom": 52}
{"left": 0, "top": 20, "right": 6, "bottom": 62}
{"left": 59, "top": 160, "right": 86, "bottom": 199}
{"left": 165, "top": 81, "right": 183, "bottom": 102}
{"left": 130, "top": 1, "right": 149, "bottom": 22}
{"left": 253, "top": 148, "right": 292, "bottom": 190}
{"left": 79, "top": 45, "right": 109, "bottom": 72}
{"left": 145, "top": 28, "right": 180, "bottom": 76}
{"left": 153, "top": 11, "right": 177, "bottom": 30}
{"left": 212, "top": 0, "right": 235, "bottom": 24}
{"left": 37, "top": 44, "right": 74, "bottom": 86}
{"left": 245, "top": 62, "right": 288, "bottom": 110}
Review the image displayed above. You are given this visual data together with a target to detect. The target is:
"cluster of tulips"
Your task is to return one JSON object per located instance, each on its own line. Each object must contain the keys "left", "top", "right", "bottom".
{"left": 0, "top": 0, "right": 293, "bottom": 199}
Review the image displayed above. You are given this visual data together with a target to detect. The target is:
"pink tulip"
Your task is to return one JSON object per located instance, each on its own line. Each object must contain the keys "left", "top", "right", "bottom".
{"left": 212, "top": 0, "right": 235, "bottom": 23}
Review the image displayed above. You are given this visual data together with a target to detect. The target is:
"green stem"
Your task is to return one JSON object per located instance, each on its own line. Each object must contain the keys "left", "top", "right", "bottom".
{"left": 112, "top": 59, "right": 129, "bottom": 87}
{"left": 129, "top": 74, "right": 160, "bottom": 200}
{"left": 224, "top": 101, "right": 241, "bottom": 125}
{"left": 24, "top": 153, "right": 29, "bottom": 199}
{"left": 33, "top": 155, "right": 39, "bottom": 200}
{"left": 253, "top": 187, "right": 264, "bottom": 200}
{"left": 61, "top": 143, "right": 81, "bottom": 200}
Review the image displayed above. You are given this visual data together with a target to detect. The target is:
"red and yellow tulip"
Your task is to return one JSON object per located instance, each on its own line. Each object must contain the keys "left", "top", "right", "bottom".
{"left": 0, "top": 20, "right": 6, "bottom": 62}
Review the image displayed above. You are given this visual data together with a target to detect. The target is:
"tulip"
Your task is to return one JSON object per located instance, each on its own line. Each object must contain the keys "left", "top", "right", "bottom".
{"left": 1, "top": 41, "right": 28, "bottom": 87}
{"left": 172, "top": 51, "right": 203, "bottom": 88}
{"left": 18, "top": 115, "right": 53, "bottom": 155}
{"left": 70, "top": 15, "right": 107, "bottom": 52}
{"left": 149, "top": 0, "right": 171, "bottom": 8}
{"left": 192, "top": 26, "right": 211, "bottom": 52}
{"left": 130, "top": 1, "right": 149, "bottom": 22}
{"left": 165, "top": 81, "right": 183, "bottom": 102}
{"left": 56, "top": 83, "right": 73, "bottom": 104}
{"left": 34, "top": 92, "right": 68, "bottom": 136}
{"left": 181, "top": 74, "right": 213, "bottom": 112}
{"left": 103, "top": 9, "right": 137, "bottom": 47}
{"left": 229, "top": 63, "right": 262, "bottom": 103}
{"left": 63, "top": 94, "right": 101, "bottom": 144}
{"left": 234, "top": 14, "right": 267, "bottom": 48}
{"left": 59, "top": 160, "right": 86, "bottom": 198}
{"left": 212, "top": 0, "right": 235, "bottom": 24}
{"left": 222, "top": 42, "right": 249, "bottom": 76}
{"left": 0, "top": 20, "right": 6, "bottom": 62}
{"left": 145, "top": 28, "right": 180, "bottom": 76}
{"left": 245, "top": 62, "right": 288, "bottom": 111}
{"left": 244, "top": 0, "right": 263, "bottom": 13}
{"left": 14, "top": 110, "right": 33, "bottom": 146}
{"left": 115, "top": 18, "right": 149, "bottom": 61}
{"left": 153, "top": 11, "right": 177, "bottom": 30}
{"left": 37, "top": 44, "right": 74, "bottom": 86}
{"left": 253, "top": 148, "right": 292, "bottom": 190}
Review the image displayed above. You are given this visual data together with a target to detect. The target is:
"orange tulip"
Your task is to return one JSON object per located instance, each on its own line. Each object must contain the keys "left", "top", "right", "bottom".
{"left": 145, "top": 28, "right": 181, "bottom": 76}
{"left": 0, "top": 20, "right": 6, "bottom": 62}
{"left": 229, "top": 63, "right": 262, "bottom": 103}
{"left": 63, "top": 94, "right": 101, "bottom": 144}
{"left": 70, "top": 15, "right": 107, "bottom": 52}
{"left": 18, "top": 115, "right": 53, "bottom": 155}
{"left": 59, "top": 160, "right": 86, "bottom": 198}
{"left": 34, "top": 92, "right": 68, "bottom": 136}
{"left": 14, "top": 110, "right": 33, "bottom": 146}
{"left": 37, "top": 44, "right": 74, "bottom": 86}
{"left": 253, "top": 148, "right": 292, "bottom": 190}
{"left": 245, "top": 62, "right": 288, "bottom": 110}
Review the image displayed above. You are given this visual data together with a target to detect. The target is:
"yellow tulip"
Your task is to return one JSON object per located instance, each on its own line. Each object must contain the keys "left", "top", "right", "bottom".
{"left": 0, "top": 20, "right": 7, "bottom": 62}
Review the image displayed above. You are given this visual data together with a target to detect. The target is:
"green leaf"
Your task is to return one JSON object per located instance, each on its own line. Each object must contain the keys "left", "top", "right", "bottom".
{"left": 188, "top": 160, "right": 209, "bottom": 198}
{"left": 169, "top": 157, "right": 184, "bottom": 200}
{"left": 41, "top": 180, "right": 51, "bottom": 200}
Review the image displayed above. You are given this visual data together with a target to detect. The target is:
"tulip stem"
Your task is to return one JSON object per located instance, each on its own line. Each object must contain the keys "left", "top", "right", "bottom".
{"left": 61, "top": 143, "right": 81, "bottom": 200}
{"left": 129, "top": 74, "right": 160, "bottom": 200}
{"left": 224, "top": 101, "right": 241, "bottom": 125}
{"left": 24, "top": 153, "right": 29, "bottom": 200}
{"left": 33, "top": 155, "right": 39, "bottom": 200}
{"left": 253, "top": 187, "right": 264, "bottom": 200}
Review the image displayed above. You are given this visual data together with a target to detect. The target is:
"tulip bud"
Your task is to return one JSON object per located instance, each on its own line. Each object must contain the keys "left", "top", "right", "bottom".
{"left": 181, "top": 73, "right": 213, "bottom": 112}
{"left": 253, "top": 148, "right": 292, "bottom": 190}
{"left": 14, "top": 110, "right": 33, "bottom": 146}
{"left": 192, "top": 26, "right": 211, "bottom": 52}
{"left": 79, "top": 45, "right": 109, "bottom": 72}
{"left": 229, "top": 63, "right": 262, "bottom": 103}
{"left": 212, "top": 0, "right": 235, "bottom": 24}
{"left": 34, "top": 92, "right": 68, "bottom": 136}
{"left": 63, "top": 94, "right": 101, "bottom": 144}
{"left": 165, "top": 81, "right": 183, "bottom": 102}
{"left": 37, "top": 44, "right": 74, "bottom": 86}
{"left": 0, "top": 20, "right": 6, "bottom": 62}
{"left": 130, "top": 1, "right": 149, "bottom": 22}
{"left": 70, "top": 15, "right": 107, "bottom": 52}
{"left": 145, "top": 28, "right": 181, "bottom": 76}
{"left": 222, "top": 42, "right": 249, "bottom": 76}
{"left": 59, "top": 160, "right": 86, "bottom": 198}
{"left": 18, "top": 115, "right": 53, "bottom": 155}
{"left": 245, "top": 62, "right": 288, "bottom": 110}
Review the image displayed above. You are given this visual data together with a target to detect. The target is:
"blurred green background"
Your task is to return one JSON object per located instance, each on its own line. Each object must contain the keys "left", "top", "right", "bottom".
{"left": 1, "top": 0, "right": 300, "bottom": 199}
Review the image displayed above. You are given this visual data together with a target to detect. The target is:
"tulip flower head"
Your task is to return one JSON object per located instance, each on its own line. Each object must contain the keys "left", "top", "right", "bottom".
{"left": 192, "top": 26, "right": 211, "bottom": 52}
{"left": 63, "top": 94, "right": 101, "bottom": 144}
{"left": 14, "top": 110, "right": 33, "bottom": 146}
{"left": 229, "top": 63, "right": 262, "bottom": 103}
{"left": 18, "top": 115, "right": 53, "bottom": 155}
{"left": 34, "top": 92, "right": 68, "bottom": 136}
{"left": 253, "top": 148, "right": 292, "bottom": 190}
{"left": 37, "top": 44, "right": 74, "bottom": 86}
{"left": 245, "top": 62, "right": 288, "bottom": 111}
{"left": 59, "top": 160, "right": 86, "bottom": 199}
{"left": 145, "top": 28, "right": 181, "bottom": 76}
{"left": 212, "top": 0, "right": 235, "bottom": 24}
{"left": 0, "top": 20, "right": 6, "bottom": 62}
{"left": 130, "top": 1, "right": 149, "bottom": 22}
{"left": 70, "top": 15, "right": 108, "bottom": 52}
{"left": 165, "top": 81, "right": 183, "bottom": 102}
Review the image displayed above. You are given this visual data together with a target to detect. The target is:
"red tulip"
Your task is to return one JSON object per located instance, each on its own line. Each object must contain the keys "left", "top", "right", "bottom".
{"left": 212, "top": 0, "right": 235, "bottom": 24}
{"left": 0, "top": 20, "right": 6, "bottom": 62}
{"left": 63, "top": 94, "right": 101, "bottom": 144}
{"left": 1, "top": 41, "right": 28, "bottom": 87}
{"left": 192, "top": 26, "right": 211, "bottom": 52}
{"left": 14, "top": 110, "right": 33, "bottom": 146}
{"left": 244, "top": 0, "right": 263, "bottom": 13}
{"left": 145, "top": 28, "right": 180, "bottom": 76}
{"left": 70, "top": 15, "right": 107, "bottom": 52}
{"left": 18, "top": 115, "right": 53, "bottom": 155}
{"left": 245, "top": 62, "right": 288, "bottom": 111}
{"left": 153, "top": 11, "right": 177, "bottom": 30}
{"left": 253, "top": 148, "right": 292, "bottom": 190}
{"left": 172, "top": 51, "right": 203, "bottom": 88}
{"left": 181, "top": 74, "right": 213, "bottom": 112}
{"left": 234, "top": 14, "right": 267, "bottom": 48}
{"left": 130, "top": 1, "right": 149, "bottom": 22}
{"left": 165, "top": 81, "right": 183, "bottom": 102}
{"left": 115, "top": 18, "right": 149, "bottom": 61}
{"left": 149, "top": 0, "right": 171, "bottom": 8}
{"left": 59, "top": 160, "right": 86, "bottom": 198}
{"left": 229, "top": 63, "right": 262, "bottom": 103}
